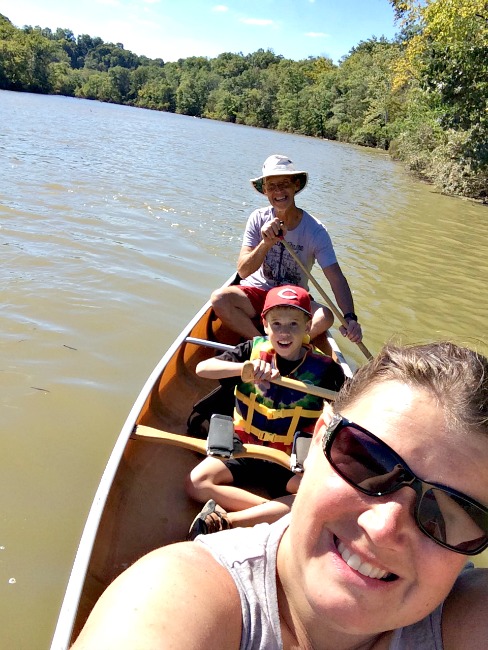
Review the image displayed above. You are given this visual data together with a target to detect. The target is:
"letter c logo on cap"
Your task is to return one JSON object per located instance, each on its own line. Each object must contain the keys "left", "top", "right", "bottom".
{"left": 277, "top": 288, "right": 299, "bottom": 300}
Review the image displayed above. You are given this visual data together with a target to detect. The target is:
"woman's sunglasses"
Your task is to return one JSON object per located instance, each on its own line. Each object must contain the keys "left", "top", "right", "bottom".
{"left": 322, "top": 415, "right": 488, "bottom": 555}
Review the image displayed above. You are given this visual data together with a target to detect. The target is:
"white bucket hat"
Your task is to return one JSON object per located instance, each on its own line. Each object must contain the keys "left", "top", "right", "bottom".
{"left": 250, "top": 154, "right": 308, "bottom": 195}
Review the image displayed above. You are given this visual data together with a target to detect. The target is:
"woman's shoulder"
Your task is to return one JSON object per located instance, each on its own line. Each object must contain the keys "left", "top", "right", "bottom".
{"left": 442, "top": 566, "right": 488, "bottom": 649}
{"left": 75, "top": 541, "right": 243, "bottom": 650}
{"left": 146, "top": 542, "right": 243, "bottom": 647}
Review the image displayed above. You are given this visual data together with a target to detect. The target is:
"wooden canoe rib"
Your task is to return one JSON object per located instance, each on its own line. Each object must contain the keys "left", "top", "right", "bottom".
{"left": 50, "top": 274, "right": 352, "bottom": 649}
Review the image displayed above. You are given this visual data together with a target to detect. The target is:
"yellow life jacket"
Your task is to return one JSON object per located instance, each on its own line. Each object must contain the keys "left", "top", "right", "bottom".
{"left": 234, "top": 337, "right": 330, "bottom": 449}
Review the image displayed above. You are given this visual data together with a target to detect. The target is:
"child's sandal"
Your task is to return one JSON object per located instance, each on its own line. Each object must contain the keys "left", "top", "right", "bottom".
{"left": 187, "top": 499, "right": 232, "bottom": 541}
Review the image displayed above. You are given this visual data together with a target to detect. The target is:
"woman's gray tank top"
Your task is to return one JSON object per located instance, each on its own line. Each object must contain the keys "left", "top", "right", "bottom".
{"left": 196, "top": 514, "right": 446, "bottom": 650}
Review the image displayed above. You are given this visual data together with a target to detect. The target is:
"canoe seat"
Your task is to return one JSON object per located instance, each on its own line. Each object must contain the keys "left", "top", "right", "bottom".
{"left": 290, "top": 431, "right": 312, "bottom": 473}
{"left": 206, "top": 413, "right": 235, "bottom": 458}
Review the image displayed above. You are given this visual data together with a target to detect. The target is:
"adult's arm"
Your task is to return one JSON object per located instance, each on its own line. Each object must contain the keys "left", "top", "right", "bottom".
{"left": 71, "top": 543, "right": 242, "bottom": 650}
{"left": 321, "top": 262, "right": 355, "bottom": 315}
{"left": 237, "top": 243, "right": 271, "bottom": 279}
{"left": 237, "top": 216, "right": 284, "bottom": 279}
{"left": 321, "top": 262, "right": 363, "bottom": 342}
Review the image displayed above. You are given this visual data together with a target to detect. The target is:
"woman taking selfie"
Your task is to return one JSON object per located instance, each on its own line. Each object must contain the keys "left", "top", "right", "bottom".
{"left": 72, "top": 341, "right": 488, "bottom": 650}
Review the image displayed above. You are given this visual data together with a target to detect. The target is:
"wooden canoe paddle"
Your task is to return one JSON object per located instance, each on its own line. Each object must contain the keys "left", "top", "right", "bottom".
{"left": 279, "top": 236, "right": 373, "bottom": 360}
{"left": 241, "top": 360, "right": 337, "bottom": 400}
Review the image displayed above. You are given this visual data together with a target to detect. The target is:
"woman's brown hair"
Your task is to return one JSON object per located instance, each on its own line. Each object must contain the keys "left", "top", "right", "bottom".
{"left": 334, "top": 341, "right": 488, "bottom": 436}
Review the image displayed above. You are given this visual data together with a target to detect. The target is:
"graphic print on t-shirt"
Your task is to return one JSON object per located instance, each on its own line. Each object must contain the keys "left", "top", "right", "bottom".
{"left": 262, "top": 241, "right": 302, "bottom": 286}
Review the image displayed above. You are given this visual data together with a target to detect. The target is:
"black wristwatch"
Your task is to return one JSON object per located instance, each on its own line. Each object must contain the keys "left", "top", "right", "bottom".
{"left": 343, "top": 312, "right": 358, "bottom": 322}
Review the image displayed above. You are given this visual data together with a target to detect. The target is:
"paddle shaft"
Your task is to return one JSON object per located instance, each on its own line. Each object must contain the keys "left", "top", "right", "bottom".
{"left": 279, "top": 236, "right": 373, "bottom": 360}
{"left": 241, "top": 360, "right": 337, "bottom": 400}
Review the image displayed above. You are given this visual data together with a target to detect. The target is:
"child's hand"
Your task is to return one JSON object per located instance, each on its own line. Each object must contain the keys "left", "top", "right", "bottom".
{"left": 241, "top": 360, "right": 280, "bottom": 389}
{"left": 252, "top": 358, "right": 280, "bottom": 388}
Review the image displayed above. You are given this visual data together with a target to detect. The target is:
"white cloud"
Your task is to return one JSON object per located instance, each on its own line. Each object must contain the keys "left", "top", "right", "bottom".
{"left": 239, "top": 18, "right": 274, "bottom": 26}
{"left": 212, "top": 5, "right": 229, "bottom": 11}
{"left": 305, "top": 32, "right": 329, "bottom": 38}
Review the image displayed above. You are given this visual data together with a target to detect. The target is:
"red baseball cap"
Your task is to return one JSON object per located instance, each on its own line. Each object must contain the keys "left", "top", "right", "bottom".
{"left": 262, "top": 285, "right": 312, "bottom": 318}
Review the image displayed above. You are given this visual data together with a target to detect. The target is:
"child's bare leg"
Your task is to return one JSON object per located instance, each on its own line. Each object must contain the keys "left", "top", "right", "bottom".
{"left": 227, "top": 474, "right": 302, "bottom": 527}
{"left": 228, "top": 494, "right": 296, "bottom": 527}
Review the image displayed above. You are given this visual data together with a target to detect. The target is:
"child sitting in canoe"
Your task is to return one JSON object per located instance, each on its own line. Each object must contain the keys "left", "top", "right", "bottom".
{"left": 185, "top": 285, "right": 345, "bottom": 539}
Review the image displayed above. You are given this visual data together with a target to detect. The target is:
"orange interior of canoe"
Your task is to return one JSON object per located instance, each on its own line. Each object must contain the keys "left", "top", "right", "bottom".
{"left": 70, "top": 308, "right": 335, "bottom": 642}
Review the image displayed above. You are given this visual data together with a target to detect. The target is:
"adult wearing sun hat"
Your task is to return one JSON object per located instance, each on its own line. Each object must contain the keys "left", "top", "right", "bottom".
{"left": 250, "top": 154, "right": 309, "bottom": 195}
{"left": 211, "top": 154, "right": 362, "bottom": 344}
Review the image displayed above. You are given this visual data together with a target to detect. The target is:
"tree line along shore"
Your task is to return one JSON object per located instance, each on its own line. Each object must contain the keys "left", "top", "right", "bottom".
{"left": 1, "top": 1, "right": 486, "bottom": 202}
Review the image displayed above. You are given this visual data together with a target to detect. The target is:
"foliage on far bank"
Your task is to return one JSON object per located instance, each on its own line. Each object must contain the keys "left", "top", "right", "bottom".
{"left": 388, "top": 0, "right": 487, "bottom": 200}
{"left": 0, "top": 2, "right": 486, "bottom": 201}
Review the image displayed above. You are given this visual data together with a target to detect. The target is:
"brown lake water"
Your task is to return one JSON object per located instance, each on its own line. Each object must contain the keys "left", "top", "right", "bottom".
{"left": 0, "top": 89, "right": 487, "bottom": 648}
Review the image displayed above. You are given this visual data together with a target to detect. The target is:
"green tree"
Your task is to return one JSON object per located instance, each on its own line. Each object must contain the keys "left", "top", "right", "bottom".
{"left": 388, "top": 0, "right": 488, "bottom": 197}
{"left": 275, "top": 59, "right": 313, "bottom": 133}
{"left": 84, "top": 42, "right": 138, "bottom": 72}
{"left": 175, "top": 68, "right": 218, "bottom": 116}
{"left": 325, "top": 39, "right": 399, "bottom": 146}
{"left": 136, "top": 75, "right": 175, "bottom": 111}
{"left": 108, "top": 65, "right": 131, "bottom": 102}
{"left": 0, "top": 20, "right": 65, "bottom": 92}
{"left": 49, "top": 60, "right": 78, "bottom": 95}
{"left": 246, "top": 48, "right": 283, "bottom": 69}
{"left": 210, "top": 51, "right": 247, "bottom": 78}
{"left": 205, "top": 86, "right": 239, "bottom": 122}
{"left": 0, "top": 14, "right": 18, "bottom": 88}
{"left": 73, "top": 34, "right": 104, "bottom": 68}
{"left": 238, "top": 64, "right": 279, "bottom": 128}
{"left": 76, "top": 70, "right": 120, "bottom": 102}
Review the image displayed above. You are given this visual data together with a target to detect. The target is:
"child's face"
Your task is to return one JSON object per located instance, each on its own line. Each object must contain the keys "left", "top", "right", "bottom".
{"left": 263, "top": 307, "right": 311, "bottom": 361}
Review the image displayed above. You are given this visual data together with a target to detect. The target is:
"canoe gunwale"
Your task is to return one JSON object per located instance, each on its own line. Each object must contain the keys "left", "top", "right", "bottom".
{"left": 50, "top": 276, "right": 236, "bottom": 649}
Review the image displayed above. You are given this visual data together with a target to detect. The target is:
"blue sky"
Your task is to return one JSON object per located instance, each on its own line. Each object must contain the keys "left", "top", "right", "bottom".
{"left": 2, "top": 0, "right": 399, "bottom": 63}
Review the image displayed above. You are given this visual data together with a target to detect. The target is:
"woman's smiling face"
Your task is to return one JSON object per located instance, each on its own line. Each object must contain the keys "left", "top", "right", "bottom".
{"left": 281, "top": 380, "right": 488, "bottom": 637}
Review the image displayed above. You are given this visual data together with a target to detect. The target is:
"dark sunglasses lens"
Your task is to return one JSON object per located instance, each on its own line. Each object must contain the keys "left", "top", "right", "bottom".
{"left": 329, "top": 422, "right": 488, "bottom": 554}
{"left": 418, "top": 489, "right": 488, "bottom": 553}
{"left": 330, "top": 426, "right": 405, "bottom": 495}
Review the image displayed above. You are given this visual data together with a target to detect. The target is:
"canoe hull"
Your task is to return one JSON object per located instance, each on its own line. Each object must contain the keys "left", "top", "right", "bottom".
{"left": 50, "top": 276, "right": 351, "bottom": 648}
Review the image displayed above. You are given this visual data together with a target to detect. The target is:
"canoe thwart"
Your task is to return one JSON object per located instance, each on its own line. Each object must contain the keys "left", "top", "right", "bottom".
{"left": 132, "top": 425, "right": 291, "bottom": 469}
{"left": 185, "top": 336, "right": 236, "bottom": 352}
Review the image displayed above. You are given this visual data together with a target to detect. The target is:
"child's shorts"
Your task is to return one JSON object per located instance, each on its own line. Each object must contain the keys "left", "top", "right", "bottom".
{"left": 224, "top": 457, "right": 295, "bottom": 499}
